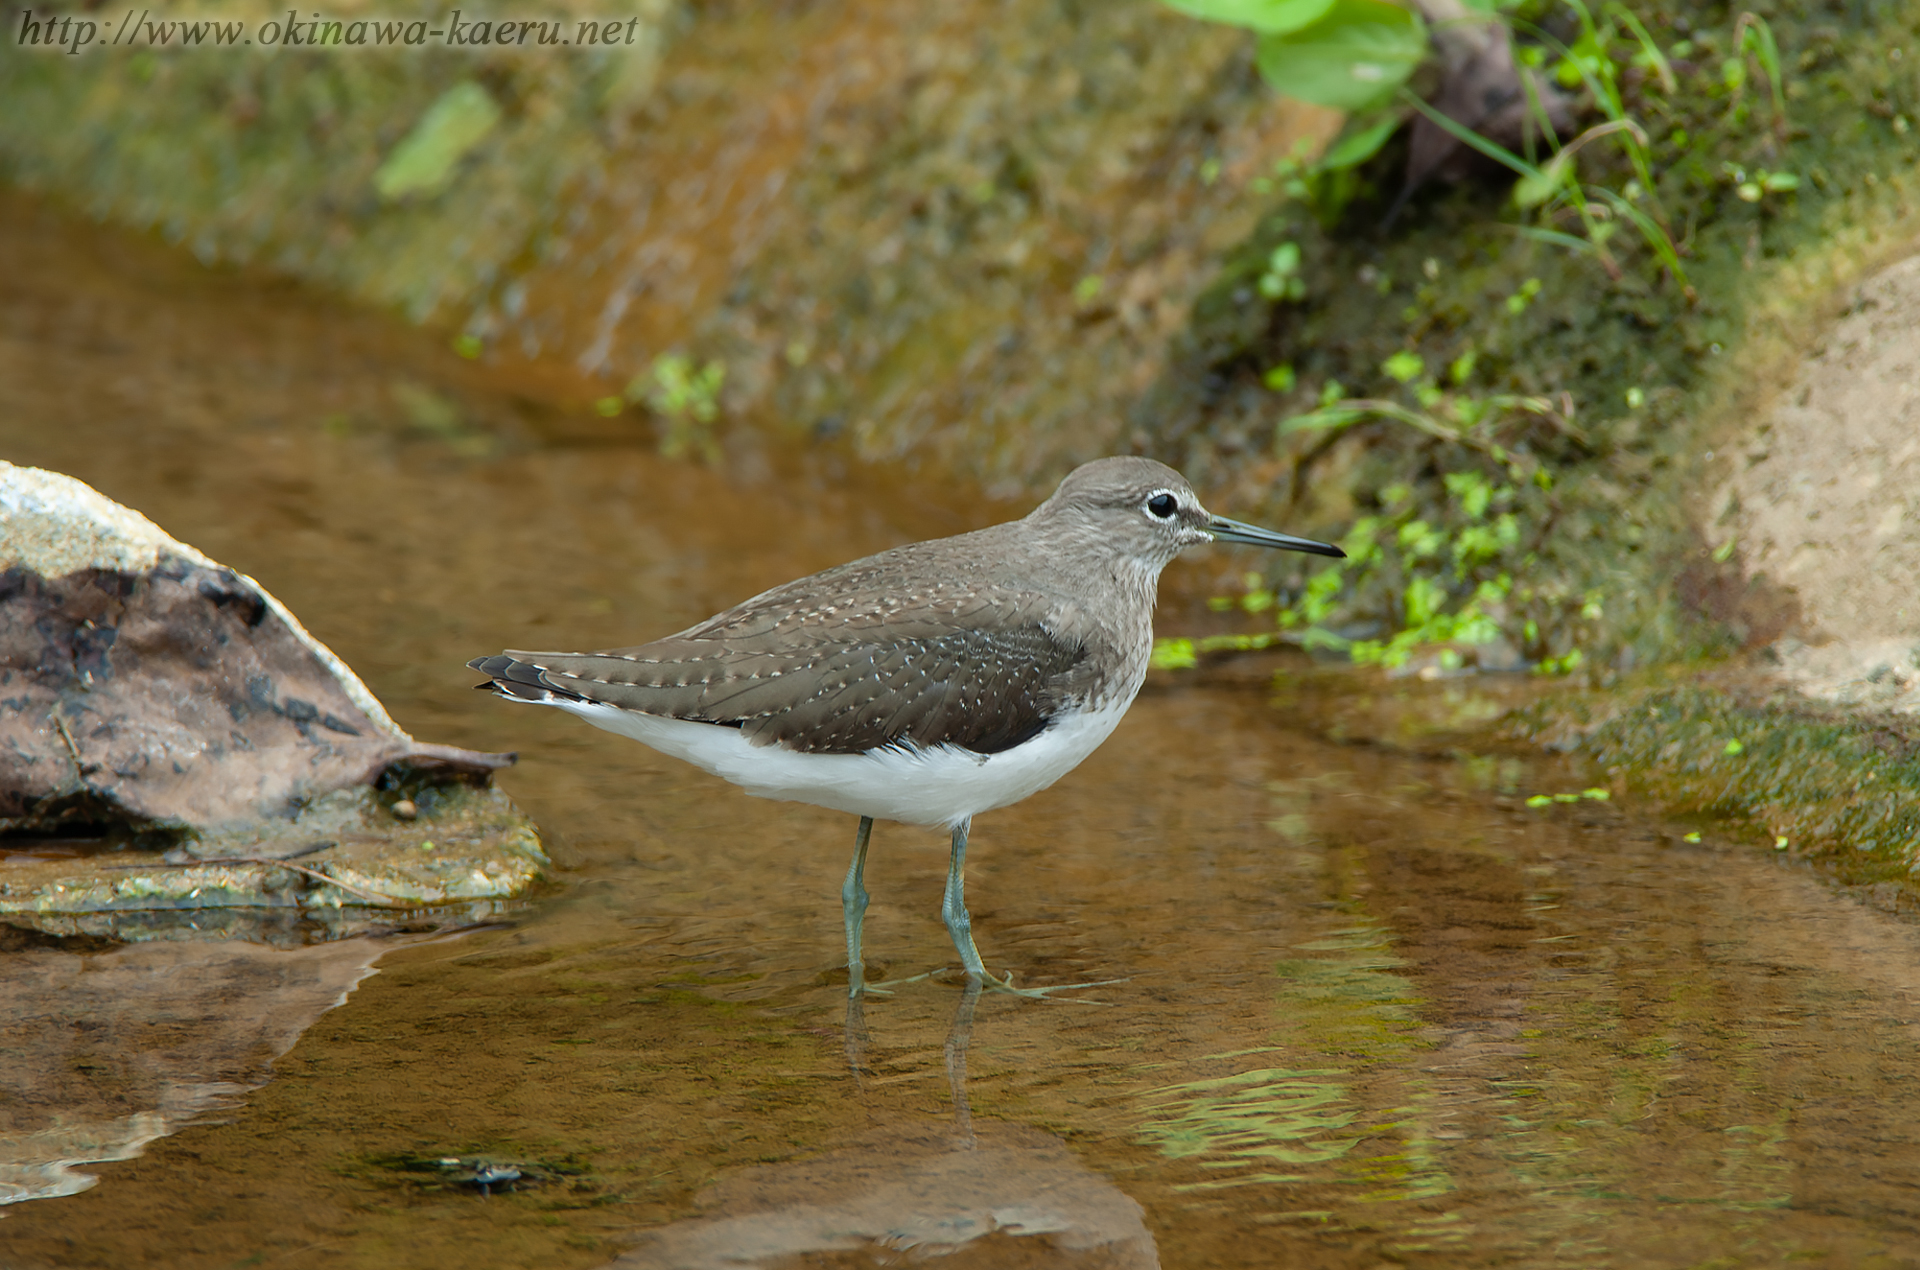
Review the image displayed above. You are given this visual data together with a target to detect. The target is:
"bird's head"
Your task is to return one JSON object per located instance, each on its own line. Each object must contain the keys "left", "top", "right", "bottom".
{"left": 1031, "top": 456, "right": 1345, "bottom": 574}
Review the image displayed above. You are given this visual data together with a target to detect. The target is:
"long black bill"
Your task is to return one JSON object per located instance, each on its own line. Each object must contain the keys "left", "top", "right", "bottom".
{"left": 1206, "top": 515, "right": 1346, "bottom": 558}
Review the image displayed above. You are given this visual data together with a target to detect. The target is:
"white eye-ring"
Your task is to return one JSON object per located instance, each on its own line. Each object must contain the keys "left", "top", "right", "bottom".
{"left": 1145, "top": 490, "right": 1180, "bottom": 520}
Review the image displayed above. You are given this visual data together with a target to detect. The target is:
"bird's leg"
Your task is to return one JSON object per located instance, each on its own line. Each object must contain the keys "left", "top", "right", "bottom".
{"left": 846, "top": 815, "right": 936, "bottom": 997}
{"left": 940, "top": 817, "right": 990, "bottom": 979}
{"left": 842, "top": 816, "right": 873, "bottom": 998}
{"left": 939, "top": 817, "right": 1127, "bottom": 1002}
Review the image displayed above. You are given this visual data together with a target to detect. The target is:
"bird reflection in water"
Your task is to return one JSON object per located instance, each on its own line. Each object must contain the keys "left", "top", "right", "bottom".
{"left": 616, "top": 982, "right": 1160, "bottom": 1269}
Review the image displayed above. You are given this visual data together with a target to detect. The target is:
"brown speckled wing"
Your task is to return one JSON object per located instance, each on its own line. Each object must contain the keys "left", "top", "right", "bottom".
{"left": 470, "top": 568, "right": 1094, "bottom": 755}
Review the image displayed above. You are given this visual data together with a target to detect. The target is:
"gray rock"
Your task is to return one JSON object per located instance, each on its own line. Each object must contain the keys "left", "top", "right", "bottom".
{"left": 1, "top": 461, "right": 507, "bottom": 842}
{"left": 0, "top": 462, "right": 546, "bottom": 932}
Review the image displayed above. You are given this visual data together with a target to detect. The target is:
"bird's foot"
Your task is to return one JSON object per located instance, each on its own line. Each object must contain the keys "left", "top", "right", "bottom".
{"left": 853, "top": 964, "right": 1126, "bottom": 1002}
{"left": 850, "top": 967, "right": 936, "bottom": 997}
{"left": 965, "top": 967, "right": 1128, "bottom": 1003}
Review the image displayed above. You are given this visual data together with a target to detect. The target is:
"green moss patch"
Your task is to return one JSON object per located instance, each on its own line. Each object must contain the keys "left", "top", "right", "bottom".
{"left": 1508, "top": 680, "right": 1920, "bottom": 880}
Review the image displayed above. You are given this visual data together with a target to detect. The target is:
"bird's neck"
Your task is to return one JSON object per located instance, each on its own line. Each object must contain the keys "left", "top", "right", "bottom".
{"left": 1040, "top": 550, "right": 1162, "bottom": 712}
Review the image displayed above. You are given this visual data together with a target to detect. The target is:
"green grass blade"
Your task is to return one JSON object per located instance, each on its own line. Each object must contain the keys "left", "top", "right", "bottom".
{"left": 1277, "top": 406, "right": 1367, "bottom": 437}
{"left": 1399, "top": 89, "right": 1545, "bottom": 179}
{"left": 1515, "top": 19, "right": 1623, "bottom": 122}
{"left": 1734, "top": 12, "right": 1788, "bottom": 127}
{"left": 1605, "top": 3, "right": 1677, "bottom": 94}
{"left": 1517, "top": 19, "right": 1663, "bottom": 215}
{"left": 1559, "top": 0, "right": 1627, "bottom": 118}
{"left": 1511, "top": 225, "right": 1601, "bottom": 255}
{"left": 1591, "top": 186, "right": 1690, "bottom": 292}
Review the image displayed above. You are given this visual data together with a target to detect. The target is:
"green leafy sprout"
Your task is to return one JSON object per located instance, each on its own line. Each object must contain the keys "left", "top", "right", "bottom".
{"left": 1259, "top": 241, "right": 1308, "bottom": 300}
{"left": 626, "top": 353, "right": 726, "bottom": 464}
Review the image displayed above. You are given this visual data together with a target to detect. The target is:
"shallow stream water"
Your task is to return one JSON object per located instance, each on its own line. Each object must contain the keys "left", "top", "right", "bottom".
{"left": 5, "top": 196, "right": 1920, "bottom": 1268}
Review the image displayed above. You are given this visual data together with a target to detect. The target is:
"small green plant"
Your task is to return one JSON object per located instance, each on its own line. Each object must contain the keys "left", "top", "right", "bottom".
{"left": 1486, "top": 6, "right": 1786, "bottom": 294}
{"left": 1380, "top": 350, "right": 1424, "bottom": 383}
{"left": 1162, "top": 0, "right": 1749, "bottom": 291}
{"left": 1504, "top": 278, "right": 1543, "bottom": 315}
{"left": 1721, "top": 162, "right": 1799, "bottom": 202}
{"left": 1257, "top": 241, "right": 1307, "bottom": 301}
{"left": 1404, "top": 87, "right": 1691, "bottom": 295}
{"left": 627, "top": 353, "right": 725, "bottom": 464}
{"left": 1268, "top": 467, "right": 1524, "bottom": 670}
{"left": 372, "top": 81, "right": 502, "bottom": 203}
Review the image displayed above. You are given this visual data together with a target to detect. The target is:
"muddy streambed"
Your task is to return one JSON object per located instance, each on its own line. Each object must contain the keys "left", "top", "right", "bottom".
{"left": 6, "top": 198, "right": 1920, "bottom": 1268}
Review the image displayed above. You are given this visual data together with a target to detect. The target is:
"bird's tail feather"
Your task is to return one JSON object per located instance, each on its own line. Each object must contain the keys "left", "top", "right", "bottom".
{"left": 468, "top": 653, "right": 586, "bottom": 705}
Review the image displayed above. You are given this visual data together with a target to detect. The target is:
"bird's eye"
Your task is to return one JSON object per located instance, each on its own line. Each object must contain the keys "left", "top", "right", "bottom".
{"left": 1146, "top": 493, "right": 1178, "bottom": 520}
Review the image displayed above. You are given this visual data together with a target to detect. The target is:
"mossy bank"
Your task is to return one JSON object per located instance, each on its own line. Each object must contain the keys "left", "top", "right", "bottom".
{"left": 8, "top": 1, "right": 1920, "bottom": 805}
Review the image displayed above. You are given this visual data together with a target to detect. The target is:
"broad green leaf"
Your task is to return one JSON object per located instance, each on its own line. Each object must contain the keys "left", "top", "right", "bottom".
{"left": 374, "top": 82, "right": 501, "bottom": 202}
{"left": 1255, "top": 0, "right": 1427, "bottom": 112}
{"left": 1317, "top": 112, "right": 1401, "bottom": 171}
{"left": 1161, "top": 0, "right": 1337, "bottom": 33}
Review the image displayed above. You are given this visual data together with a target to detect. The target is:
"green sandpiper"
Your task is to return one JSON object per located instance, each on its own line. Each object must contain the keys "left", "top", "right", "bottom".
{"left": 470, "top": 456, "right": 1343, "bottom": 995}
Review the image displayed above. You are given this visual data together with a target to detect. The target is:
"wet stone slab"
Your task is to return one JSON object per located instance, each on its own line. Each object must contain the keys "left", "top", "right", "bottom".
{"left": 0, "top": 784, "right": 545, "bottom": 943}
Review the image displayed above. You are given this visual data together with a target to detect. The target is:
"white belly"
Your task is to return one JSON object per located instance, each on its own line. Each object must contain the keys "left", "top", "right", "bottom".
{"left": 528, "top": 696, "right": 1135, "bottom": 828}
